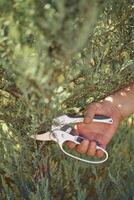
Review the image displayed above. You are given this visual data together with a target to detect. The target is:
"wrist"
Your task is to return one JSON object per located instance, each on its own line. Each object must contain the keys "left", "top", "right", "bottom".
{"left": 104, "top": 96, "right": 124, "bottom": 121}
{"left": 103, "top": 98, "right": 124, "bottom": 122}
{"left": 104, "top": 84, "right": 134, "bottom": 120}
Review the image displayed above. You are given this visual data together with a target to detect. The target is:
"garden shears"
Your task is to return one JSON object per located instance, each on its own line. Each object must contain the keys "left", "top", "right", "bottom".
{"left": 31, "top": 114, "right": 113, "bottom": 164}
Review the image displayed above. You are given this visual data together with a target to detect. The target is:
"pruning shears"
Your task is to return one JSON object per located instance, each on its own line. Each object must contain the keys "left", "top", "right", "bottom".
{"left": 31, "top": 115, "right": 113, "bottom": 164}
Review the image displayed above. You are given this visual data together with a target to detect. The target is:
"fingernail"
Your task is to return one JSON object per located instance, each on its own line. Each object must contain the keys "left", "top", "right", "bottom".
{"left": 74, "top": 124, "right": 77, "bottom": 130}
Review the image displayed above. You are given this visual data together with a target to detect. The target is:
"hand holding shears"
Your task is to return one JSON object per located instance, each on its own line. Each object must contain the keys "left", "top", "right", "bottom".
{"left": 31, "top": 114, "right": 113, "bottom": 164}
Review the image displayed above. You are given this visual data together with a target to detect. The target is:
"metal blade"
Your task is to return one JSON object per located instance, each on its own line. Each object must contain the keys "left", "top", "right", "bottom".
{"left": 31, "top": 132, "right": 56, "bottom": 142}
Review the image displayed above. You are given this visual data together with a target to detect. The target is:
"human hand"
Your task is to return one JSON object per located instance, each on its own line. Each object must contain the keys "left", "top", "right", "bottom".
{"left": 66, "top": 100, "right": 123, "bottom": 158}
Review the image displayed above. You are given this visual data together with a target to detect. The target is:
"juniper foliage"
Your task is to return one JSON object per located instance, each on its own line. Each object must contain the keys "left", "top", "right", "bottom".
{"left": 0, "top": 0, "right": 134, "bottom": 199}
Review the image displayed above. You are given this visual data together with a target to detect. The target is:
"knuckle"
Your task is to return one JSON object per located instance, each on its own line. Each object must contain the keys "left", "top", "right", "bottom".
{"left": 66, "top": 142, "right": 75, "bottom": 149}
{"left": 76, "top": 144, "right": 87, "bottom": 154}
{"left": 76, "top": 146, "right": 83, "bottom": 153}
{"left": 86, "top": 103, "right": 95, "bottom": 111}
{"left": 94, "top": 102, "right": 102, "bottom": 109}
{"left": 85, "top": 102, "right": 101, "bottom": 114}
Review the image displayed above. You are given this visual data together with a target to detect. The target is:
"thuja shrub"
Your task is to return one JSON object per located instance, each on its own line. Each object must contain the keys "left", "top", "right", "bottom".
{"left": 0, "top": 0, "right": 133, "bottom": 199}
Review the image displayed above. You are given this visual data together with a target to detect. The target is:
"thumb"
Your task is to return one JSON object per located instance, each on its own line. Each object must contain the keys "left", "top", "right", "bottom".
{"left": 84, "top": 103, "right": 98, "bottom": 124}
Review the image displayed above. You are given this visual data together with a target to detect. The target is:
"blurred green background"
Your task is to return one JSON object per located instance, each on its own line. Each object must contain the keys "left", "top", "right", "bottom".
{"left": 0, "top": 0, "right": 134, "bottom": 199}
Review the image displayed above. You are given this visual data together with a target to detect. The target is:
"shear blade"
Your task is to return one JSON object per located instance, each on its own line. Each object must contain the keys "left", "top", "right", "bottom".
{"left": 31, "top": 132, "right": 56, "bottom": 142}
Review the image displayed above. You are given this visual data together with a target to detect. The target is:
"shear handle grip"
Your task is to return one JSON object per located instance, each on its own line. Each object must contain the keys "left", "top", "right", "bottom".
{"left": 67, "top": 114, "right": 113, "bottom": 124}
{"left": 68, "top": 114, "right": 108, "bottom": 119}
{"left": 76, "top": 136, "right": 89, "bottom": 144}
{"left": 75, "top": 136, "right": 85, "bottom": 143}
{"left": 59, "top": 135, "right": 108, "bottom": 164}
{"left": 75, "top": 136, "right": 100, "bottom": 146}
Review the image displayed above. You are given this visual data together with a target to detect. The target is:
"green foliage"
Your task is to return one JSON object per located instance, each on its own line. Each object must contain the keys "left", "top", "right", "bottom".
{"left": 0, "top": 0, "right": 134, "bottom": 199}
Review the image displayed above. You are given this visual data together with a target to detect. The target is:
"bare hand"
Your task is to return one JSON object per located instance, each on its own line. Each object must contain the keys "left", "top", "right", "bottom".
{"left": 66, "top": 101, "right": 123, "bottom": 158}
